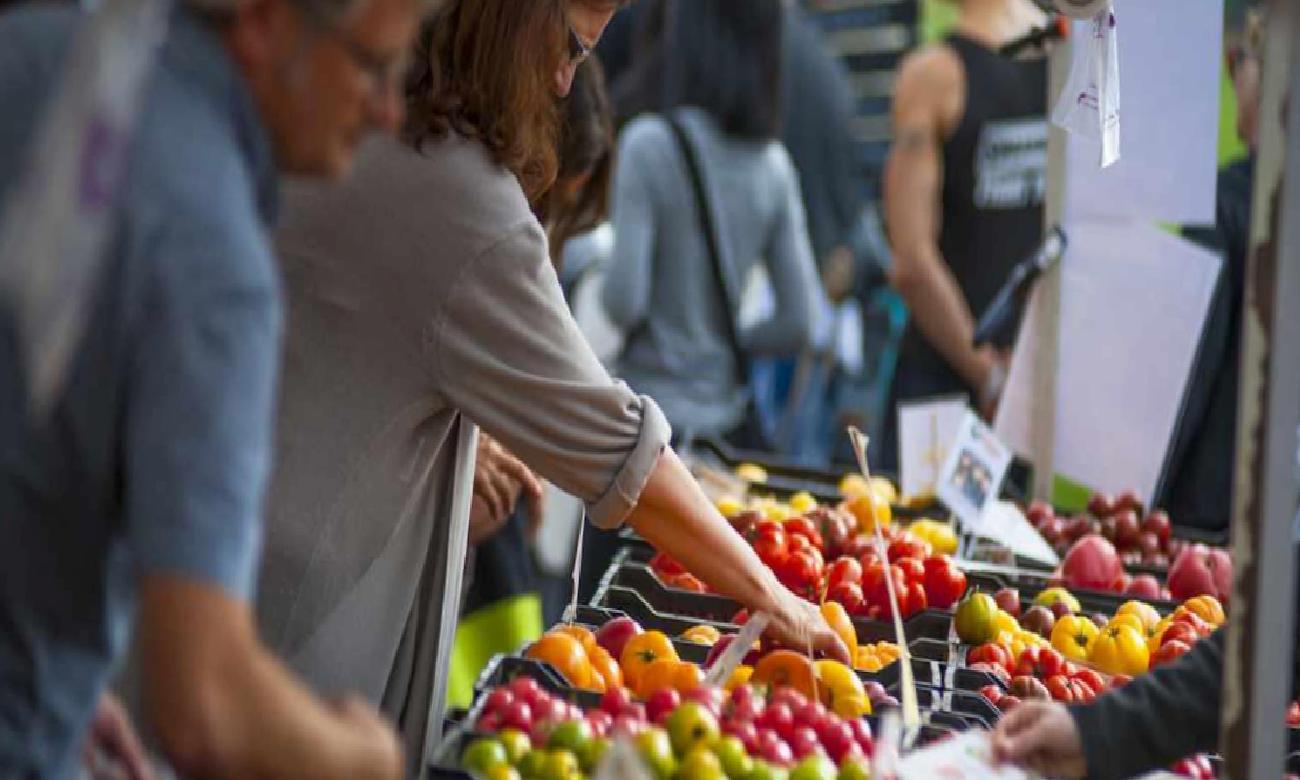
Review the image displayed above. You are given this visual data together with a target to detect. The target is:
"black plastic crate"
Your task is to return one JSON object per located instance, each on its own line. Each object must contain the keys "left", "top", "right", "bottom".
{"left": 962, "top": 567, "right": 1179, "bottom": 618}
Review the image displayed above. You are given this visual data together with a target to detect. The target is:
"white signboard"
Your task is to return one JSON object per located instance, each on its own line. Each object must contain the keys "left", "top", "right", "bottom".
{"left": 936, "top": 412, "right": 1014, "bottom": 537}
{"left": 996, "top": 220, "right": 1221, "bottom": 505}
{"left": 1063, "top": 0, "right": 1223, "bottom": 225}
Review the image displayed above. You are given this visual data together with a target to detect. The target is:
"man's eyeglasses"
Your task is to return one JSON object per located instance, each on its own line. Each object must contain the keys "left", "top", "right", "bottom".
{"left": 568, "top": 23, "right": 593, "bottom": 68}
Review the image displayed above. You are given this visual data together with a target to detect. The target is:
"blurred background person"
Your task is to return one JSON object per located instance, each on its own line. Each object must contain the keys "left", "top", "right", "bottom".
{"left": 449, "top": 57, "right": 616, "bottom": 709}
{"left": 599, "top": 0, "right": 822, "bottom": 448}
{"left": 879, "top": 0, "right": 1049, "bottom": 470}
{"left": 257, "top": 0, "right": 847, "bottom": 769}
{"left": 0, "top": 0, "right": 418, "bottom": 774}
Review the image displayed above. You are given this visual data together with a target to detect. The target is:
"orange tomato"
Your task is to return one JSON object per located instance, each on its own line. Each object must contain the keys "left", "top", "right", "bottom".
{"left": 752, "top": 650, "right": 817, "bottom": 700}
{"left": 588, "top": 645, "right": 624, "bottom": 692}
{"left": 527, "top": 632, "right": 592, "bottom": 689}
{"left": 637, "top": 659, "right": 681, "bottom": 698}
{"left": 1182, "top": 595, "right": 1226, "bottom": 626}
{"left": 820, "top": 601, "right": 859, "bottom": 658}
{"left": 554, "top": 625, "right": 601, "bottom": 654}
{"left": 725, "top": 665, "right": 754, "bottom": 692}
{"left": 620, "top": 631, "right": 678, "bottom": 693}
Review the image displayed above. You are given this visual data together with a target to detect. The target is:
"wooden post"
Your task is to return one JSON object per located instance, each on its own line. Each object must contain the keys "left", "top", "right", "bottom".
{"left": 1030, "top": 37, "right": 1070, "bottom": 501}
{"left": 1220, "top": 1, "right": 1300, "bottom": 776}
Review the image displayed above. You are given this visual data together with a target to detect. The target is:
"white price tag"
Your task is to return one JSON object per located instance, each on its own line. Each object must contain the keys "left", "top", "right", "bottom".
{"left": 935, "top": 413, "right": 1014, "bottom": 542}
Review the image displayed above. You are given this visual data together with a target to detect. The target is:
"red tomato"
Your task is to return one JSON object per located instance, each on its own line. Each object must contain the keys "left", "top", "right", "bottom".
{"left": 857, "top": 547, "right": 884, "bottom": 571}
{"left": 921, "top": 555, "right": 968, "bottom": 610}
{"left": 1151, "top": 639, "right": 1192, "bottom": 667}
{"left": 778, "top": 550, "right": 824, "bottom": 601}
{"left": 827, "top": 581, "right": 866, "bottom": 615}
{"left": 979, "top": 684, "right": 1004, "bottom": 706}
{"left": 896, "top": 557, "right": 926, "bottom": 585}
{"left": 968, "top": 662, "right": 1012, "bottom": 687}
{"left": 969, "top": 643, "right": 1012, "bottom": 673}
{"left": 1035, "top": 648, "right": 1065, "bottom": 679}
{"left": 1045, "top": 675, "right": 1074, "bottom": 703}
{"left": 1014, "top": 647, "right": 1042, "bottom": 679}
{"left": 887, "top": 536, "right": 932, "bottom": 563}
{"left": 784, "top": 517, "right": 824, "bottom": 551}
{"left": 650, "top": 552, "right": 687, "bottom": 576}
{"left": 1286, "top": 701, "right": 1300, "bottom": 728}
{"left": 1111, "top": 674, "right": 1133, "bottom": 688}
{"left": 787, "top": 533, "right": 813, "bottom": 556}
{"left": 826, "top": 556, "right": 863, "bottom": 589}
{"left": 1160, "top": 622, "right": 1200, "bottom": 648}
{"left": 1172, "top": 609, "right": 1213, "bottom": 638}
{"left": 906, "top": 581, "right": 928, "bottom": 618}
{"left": 1070, "top": 668, "right": 1105, "bottom": 695}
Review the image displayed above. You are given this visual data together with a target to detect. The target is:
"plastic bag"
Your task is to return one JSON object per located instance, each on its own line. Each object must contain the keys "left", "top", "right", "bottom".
{"left": 1052, "top": 5, "right": 1121, "bottom": 168}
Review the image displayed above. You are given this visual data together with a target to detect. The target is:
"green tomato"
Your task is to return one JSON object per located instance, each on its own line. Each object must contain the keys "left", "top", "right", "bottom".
{"left": 499, "top": 729, "right": 533, "bottom": 765}
{"left": 517, "top": 749, "right": 549, "bottom": 779}
{"left": 666, "top": 702, "right": 721, "bottom": 756}
{"left": 837, "top": 758, "right": 870, "bottom": 780}
{"left": 712, "top": 736, "right": 753, "bottom": 779}
{"left": 487, "top": 766, "right": 523, "bottom": 780}
{"left": 577, "top": 737, "right": 612, "bottom": 772}
{"left": 789, "top": 755, "right": 837, "bottom": 780}
{"left": 636, "top": 727, "right": 678, "bottom": 780}
{"left": 548, "top": 720, "right": 594, "bottom": 756}
{"left": 677, "top": 747, "right": 725, "bottom": 780}
{"left": 745, "top": 760, "right": 789, "bottom": 780}
{"left": 542, "top": 750, "right": 581, "bottom": 780}
{"left": 463, "top": 738, "right": 509, "bottom": 775}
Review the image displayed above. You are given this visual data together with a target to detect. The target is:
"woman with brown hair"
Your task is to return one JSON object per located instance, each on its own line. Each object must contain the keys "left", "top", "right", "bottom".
{"left": 257, "top": 0, "right": 848, "bottom": 769}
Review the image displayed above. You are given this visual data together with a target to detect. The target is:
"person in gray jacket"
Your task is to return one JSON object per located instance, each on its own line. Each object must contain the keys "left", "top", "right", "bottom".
{"left": 600, "top": 0, "right": 822, "bottom": 445}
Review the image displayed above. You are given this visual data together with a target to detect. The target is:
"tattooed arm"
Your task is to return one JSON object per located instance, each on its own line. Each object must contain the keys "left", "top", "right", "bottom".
{"left": 883, "top": 46, "right": 1003, "bottom": 408}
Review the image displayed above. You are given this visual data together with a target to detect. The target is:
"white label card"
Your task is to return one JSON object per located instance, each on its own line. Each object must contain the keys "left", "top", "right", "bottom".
{"left": 935, "top": 413, "right": 1014, "bottom": 539}
{"left": 898, "top": 396, "right": 969, "bottom": 500}
{"left": 896, "top": 730, "right": 1043, "bottom": 779}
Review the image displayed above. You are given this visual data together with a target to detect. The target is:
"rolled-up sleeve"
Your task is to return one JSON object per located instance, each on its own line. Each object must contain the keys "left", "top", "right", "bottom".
{"left": 123, "top": 223, "right": 279, "bottom": 600}
{"left": 434, "top": 220, "right": 671, "bottom": 529}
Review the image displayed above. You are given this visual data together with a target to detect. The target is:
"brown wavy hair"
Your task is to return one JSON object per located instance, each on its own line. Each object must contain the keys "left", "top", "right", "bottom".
{"left": 403, "top": 0, "right": 567, "bottom": 202}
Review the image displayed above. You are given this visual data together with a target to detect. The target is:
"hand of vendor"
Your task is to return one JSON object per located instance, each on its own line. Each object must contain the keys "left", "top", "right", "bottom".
{"left": 470, "top": 433, "right": 545, "bottom": 545}
{"left": 991, "top": 700, "right": 1087, "bottom": 779}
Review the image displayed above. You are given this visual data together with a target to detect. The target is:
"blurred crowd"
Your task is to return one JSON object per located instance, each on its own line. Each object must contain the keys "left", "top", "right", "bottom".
{"left": 0, "top": 0, "right": 1276, "bottom": 778}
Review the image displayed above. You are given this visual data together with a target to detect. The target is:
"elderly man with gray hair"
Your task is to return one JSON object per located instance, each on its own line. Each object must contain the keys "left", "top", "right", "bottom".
{"left": 0, "top": 0, "right": 422, "bottom": 774}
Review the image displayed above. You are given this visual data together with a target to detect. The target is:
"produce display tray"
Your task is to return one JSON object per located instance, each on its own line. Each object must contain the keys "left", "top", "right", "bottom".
{"left": 594, "top": 567, "right": 954, "bottom": 645}
{"left": 962, "top": 568, "right": 1179, "bottom": 617}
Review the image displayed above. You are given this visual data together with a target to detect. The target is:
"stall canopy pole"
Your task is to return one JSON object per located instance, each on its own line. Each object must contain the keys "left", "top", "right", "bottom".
{"left": 1221, "top": 0, "right": 1300, "bottom": 775}
{"left": 1029, "top": 38, "right": 1069, "bottom": 501}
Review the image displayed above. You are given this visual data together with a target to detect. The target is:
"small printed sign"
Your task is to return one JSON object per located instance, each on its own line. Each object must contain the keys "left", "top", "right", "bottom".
{"left": 898, "top": 396, "right": 969, "bottom": 500}
{"left": 936, "top": 413, "right": 1014, "bottom": 538}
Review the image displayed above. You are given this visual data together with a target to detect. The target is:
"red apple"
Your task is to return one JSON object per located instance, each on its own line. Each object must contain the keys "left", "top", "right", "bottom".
{"left": 1168, "top": 544, "right": 1233, "bottom": 603}
{"left": 595, "top": 617, "right": 643, "bottom": 662}
{"left": 1125, "top": 574, "right": 1162, "bottom": 600}
{"left": 1026, "top": 500, "right": 1055, "bottom": 528}
{"left": 1088, "top": 493, "right": 1116, "bottom": 519}
{"left": 1060, "top": 535, "right": 1123, "bottom": 592}
{"left": 994, "top": 588, "right": 1022, "bottom": 619}
{"left": 1142, "top": 510, "right": 1172, "bottom": 545}
{"left": 1115, "top": 489, "right": 1145, "bottom": 516}
{"left": 1113, "top": 510, "right": 1141, "bottom": 549}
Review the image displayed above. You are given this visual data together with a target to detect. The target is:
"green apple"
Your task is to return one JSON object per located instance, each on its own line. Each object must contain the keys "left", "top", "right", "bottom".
{"left": 745, "top": 760, "right": 789, "bottom": 780}
{"left": 500, "top": 729, "right": 533, "bottom": 765}
{"left": 678, "top": 746, "right": 725, "bottom": 780}
{"left": 666, "top": 702, "right": 721, "bottom": 756}
{"left": 548, "top": 720, "right": 593, "bottom": 755}
{"left": 542, "top": 750, "right": 581, "bottom": 780}
{"left": 836, "top": 758, "right": 869, "bottom": 780}
{"left": 578, "top": 736, "right": 612, "bottom": 772}
{"left": 789, "top": 755, "right": 837, "bottom": 780}
{"left": 712, "top": 736, "right": 753, "bottom": 779}
{"left": 517, "top": 749, "right": 548, "bottom": 779}
{"left": 637, "top": 727, "right": 678, "bottom": 780}
{"left": 487, "top": 766, "right": 523, "bottom": 780}
{"left": 463, "top": 738, "right": 509, "bottom": 774}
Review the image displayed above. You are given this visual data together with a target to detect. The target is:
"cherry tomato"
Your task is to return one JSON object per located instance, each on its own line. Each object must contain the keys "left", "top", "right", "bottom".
{"left": 783, "top": 517, "right": 824, "bottom": 551}
{"left": 896, "top": 557, "right": 926, "bottom": 585}
{"left": 969, "top": 643, "right": 1011, "bottom": 673}
{"left": 826, "top": 581, "right": 866, "bottom": 615}
{"left": 1070, "top": 668, "right": 1105, "bottom": 695}
{"left": 887, "top": 536, "right": 932, "bottom": 563}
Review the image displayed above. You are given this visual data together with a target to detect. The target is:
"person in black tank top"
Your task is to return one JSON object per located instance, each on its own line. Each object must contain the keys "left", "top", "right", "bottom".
{"left": 879, "top": 0, "right": 1049, "bottom": 471}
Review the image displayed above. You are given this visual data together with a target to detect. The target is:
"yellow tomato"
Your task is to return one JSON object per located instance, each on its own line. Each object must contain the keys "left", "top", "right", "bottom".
{"left": 870, "top": 477, "right": 899, "bottom": 505}
{"left": 845, "top": 492, "right": 892, "bottom": 534}
{"left": 1088, "top": 625, "right": 1150, "bottom": 676}
{"left": 681, "top": 625, "right": 721, "bottom": 646}
{"left": 1052, "top": 616, "right": 1100, "bottom": 662}
{"left": 815, "top": 659, "right": 866, "bottom": 711}
{"left": 763, "top": 504, "right": 791, "bottom": 522}
{"left": 832, "top": 694, "right": 871, "bottom": 719}
{"left": 715, "top": 496, "right": 745, "bottom": 519}
{"left": 839, "top": 473, "right": 872, "bottom": 498}
{"left": 993, "top": 610, "right": 1020, "bottom": 638}
{"left": 909, "top": 519, "right": 959, "bottom": 556}
{"left": 820, "top": 601, "right": 859, "bottom": 659}
{"left": 1182, "top": 595, "right": 1226, "bottom": 626}
{"left": 735, "top": 463, "right": 768, "bottom": 484}
{"left": 725, "top": 665, "right": 753, "bottom": 692}
{"left": 1117, "top": 601, "right": 1162, "bottom": 632}
{"left": 789, "top": 491, "right": 818, "bottom": 514}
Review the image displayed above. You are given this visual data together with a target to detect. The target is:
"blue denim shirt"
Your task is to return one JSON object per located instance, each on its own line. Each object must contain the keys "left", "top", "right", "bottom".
{"left": 0, "top": 5, "right": 280, "bottom": 776}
